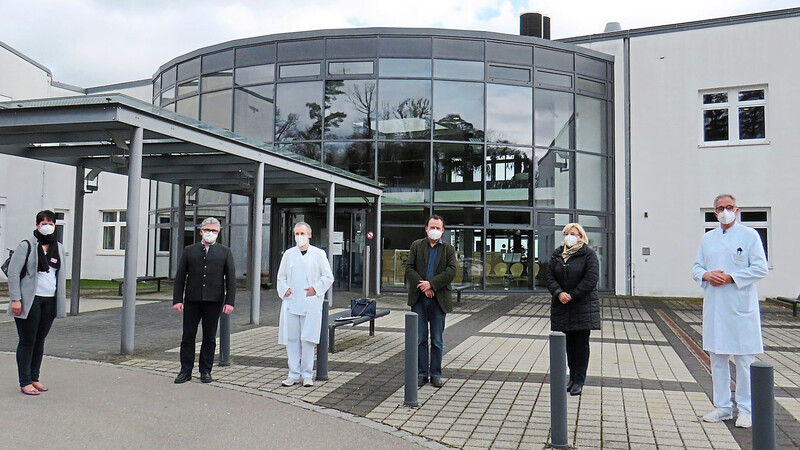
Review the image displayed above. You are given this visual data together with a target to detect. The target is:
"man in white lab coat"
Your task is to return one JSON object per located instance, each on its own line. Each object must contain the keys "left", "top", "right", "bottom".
{"left": 277, "top": 222, "right": 334, "bottom": 388}
{"left": 692, "top": 194, "right": 768, "bottom": 429}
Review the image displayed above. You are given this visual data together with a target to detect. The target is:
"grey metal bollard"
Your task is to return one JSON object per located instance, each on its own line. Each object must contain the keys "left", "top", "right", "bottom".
{"left": 218, "top": 311, "right": 231, "bottom": 366}
{"left": 751, "top": 362, "right": 775, "bottom": 449}
{"left": 316, "top": 300, "right": 330, "bottom": 381}
{"left": 549, "top": 331, "right": 569, "bottom": 449}
{"left": 404, "top": 312, "right": 419, "bottom": 407}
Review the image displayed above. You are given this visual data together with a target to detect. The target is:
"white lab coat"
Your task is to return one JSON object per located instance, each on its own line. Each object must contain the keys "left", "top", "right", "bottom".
{"left": 277, "top": 245, "right": 334, "bottom": 345}
{"left": 692, "top": 222, "right": 768, "bottom": 355}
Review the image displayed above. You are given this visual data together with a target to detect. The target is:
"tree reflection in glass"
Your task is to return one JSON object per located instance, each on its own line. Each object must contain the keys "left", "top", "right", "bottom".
{"left": 274, "top": 81, "right": 322, "bottom": 141}
{"left": 486, "top": 145, "right": 531, "bottom": 206}
{"left": 433, "top": 80, "right": 484, "bottom": 141}
{"left": 324, "top": 80, "right": 376, "bottom": 140}
{"left": 378, "top": 80, "right": 431, "bottom": 140}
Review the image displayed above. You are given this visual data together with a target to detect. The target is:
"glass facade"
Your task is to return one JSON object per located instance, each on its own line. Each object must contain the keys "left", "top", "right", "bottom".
{"left": 153, "top": 30, "right": 614, "bottom": 292}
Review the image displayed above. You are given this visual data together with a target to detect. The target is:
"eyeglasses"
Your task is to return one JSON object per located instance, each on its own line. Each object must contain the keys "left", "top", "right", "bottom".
{"left": 200, "top": 228, "right": 219, "bottom": 234}
{"left": 714, "top": 205, "right": 737, "bottom": 213}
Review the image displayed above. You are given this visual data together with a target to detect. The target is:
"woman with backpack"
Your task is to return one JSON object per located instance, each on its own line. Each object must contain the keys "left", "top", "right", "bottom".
{"left": 6, "top": 210, "right": 67, "bottom": 395}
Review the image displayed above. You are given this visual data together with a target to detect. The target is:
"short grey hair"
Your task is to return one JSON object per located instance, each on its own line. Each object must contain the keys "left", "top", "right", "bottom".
{"left": 293, "top": 222, "right": 312, "bottom": 235}
{"left": 713, "top": 194, "right": 736, "bottom": 207}
{"left": 200, "top": 217, "right": 221, "bottom": 229}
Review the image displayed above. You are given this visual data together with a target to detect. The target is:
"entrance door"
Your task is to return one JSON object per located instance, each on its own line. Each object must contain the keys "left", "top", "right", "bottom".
{"left": 284, "top": 209, "right": 367, "bottom": 292}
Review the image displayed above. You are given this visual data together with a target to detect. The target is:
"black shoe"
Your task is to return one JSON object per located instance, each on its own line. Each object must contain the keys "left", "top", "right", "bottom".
{"left": 174, "top": 372, "right": 192, "bottom": 384}
{"left": 417, "top": 376, "right": 428, "bottom": 387}
{"left": 570, "top": 383, "right": 583, "bottom": 396}
{"left": 200, "top": 373, "right": 213, "bottom": 383}
{"left": 566, "top": 379, "right": 574, "bottom": 392}
{"left": 430, "top": 376, "right": 444, "bottom": 388}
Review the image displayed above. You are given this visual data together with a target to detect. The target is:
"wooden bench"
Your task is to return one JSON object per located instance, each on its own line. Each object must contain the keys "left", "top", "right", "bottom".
{"left": 328, "top": 309, "right": 390, "bottom": 353}
{"left": 111, "top": 276, "right": 168, "bottom": 296}
{"left": 454, "top": 283, "right": 472, "bottom": 303}
{"left": 775, "top": 295, "right": 799, "bottom": 317}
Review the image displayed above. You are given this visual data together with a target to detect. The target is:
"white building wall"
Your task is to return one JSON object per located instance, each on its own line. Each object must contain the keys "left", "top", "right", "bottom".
{"left": 578, "top": 14, "right": 800, "bottom": 298}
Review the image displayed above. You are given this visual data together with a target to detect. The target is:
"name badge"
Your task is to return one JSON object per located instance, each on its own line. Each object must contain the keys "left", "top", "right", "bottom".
{"left": 50, "top": 258, "right": 59, "bottom": 264}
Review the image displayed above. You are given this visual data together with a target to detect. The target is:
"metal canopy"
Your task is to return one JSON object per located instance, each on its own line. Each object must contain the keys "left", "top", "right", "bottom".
{"left": 0, "top": 94, "right": 383, "bottom": 198}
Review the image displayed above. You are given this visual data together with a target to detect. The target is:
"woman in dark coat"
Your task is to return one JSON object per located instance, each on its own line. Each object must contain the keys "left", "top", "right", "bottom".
{"left": 547, "top": 222, "right": 600, "bottom": 396}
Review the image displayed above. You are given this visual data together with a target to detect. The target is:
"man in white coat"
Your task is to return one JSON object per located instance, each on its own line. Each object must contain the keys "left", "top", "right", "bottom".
{"left": 277, "top": 222, "right": 334, "bottom": 387}
{"left": 692, "top": 194, "right": 768, "bottom": 429}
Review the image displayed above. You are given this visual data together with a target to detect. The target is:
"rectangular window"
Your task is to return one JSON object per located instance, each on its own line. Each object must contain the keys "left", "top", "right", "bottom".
{"left": 703, "top": 208, "right": 769, "bottom": 260}
{"left": 101, "top": 210, "right": 126, "bottom": 252}
{"left": 279, "top": 63, "right": 321, "bottom": 79}
{"left": 328, "top": 61, "right": 374, "bottom": 76}
{"left": 701, "top": 86, "right": 766, "bottom": 145}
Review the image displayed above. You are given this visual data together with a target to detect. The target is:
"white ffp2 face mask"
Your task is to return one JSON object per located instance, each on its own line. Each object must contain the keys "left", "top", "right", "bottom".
{"left": 564, "top": 235, "right": 579, "bottom": 247}
{"left": 295, "top": 234, "right": 309, "bottom": 248}
{"left": 427, "top": 229, "right": 443, "bottom": 241}
{"left": 717, "top": 209, "right": 736, "bottom": 225}
{"left": 39, "top": 224, "right": 56, "bottom": 236}
{"left": 202, "top": 232, "right": 218, "bottom": 244}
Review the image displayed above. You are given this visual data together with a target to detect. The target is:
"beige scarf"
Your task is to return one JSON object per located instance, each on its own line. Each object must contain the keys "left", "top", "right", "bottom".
{"left": 561, "top": 241, "right": 584, "bottom": 262}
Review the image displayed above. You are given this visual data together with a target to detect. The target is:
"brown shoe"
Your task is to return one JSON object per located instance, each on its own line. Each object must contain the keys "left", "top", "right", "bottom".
{"left": 21, "top": 385, "right": 40, "bottom": 396}
{"left": 31, "top": 382, "right": 48, "bottom": 392}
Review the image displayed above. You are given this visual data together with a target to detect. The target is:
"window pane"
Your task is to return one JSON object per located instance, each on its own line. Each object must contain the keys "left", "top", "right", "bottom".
{"left": 703, "top": 93, "right": 728, "bottom": 104}
{"left": 739, "top": 89, "right": 764, "bottom": 101}
{"left": 585, "top": 231, "right": 609, "bottom": 289}
{"left": 740, "top": 211, "right": 767, "bottom": 222}
{"left": 486, "top": 229, "right": 533, "bottom": 290}
{"left": 201, "top": 90, "right": 233, "bottom": 130}
{"left": 534, "top": 47, "right": 573, "bottom": 71}
{"left": 103, "top": 212, "right": 116, "bottom": 222}
{"left": 177, "top": 58, "right": 201, "bottom": 82}
{"left": 176, "top": 96, "right": 199, "bottom": 120}
{"left": 432, "top": 206, "right": 482, "bottom": 226}
{"left": 704, "top": 212, "right": 717, "bottom": 222}
{"left": 739, "top": 106, "right": 765, "bottom": 139}
{"left": 703, "top": 109, "right": 728, "bottom": 141}
{"left": 378, "top": 58, "right": 431, "bottom": 77}
{"left": 381, "top": 227, "right": 421, "bottom": 286}
{"left": 576, "top": 153, "right": 607, "bottom": 211}
{"left": 275, "top": 81, "right": 323, "bottom": 141}
{"left": 324, "top": 79, "right": 376, "bottom": 140}
{"left": 433, "top": 80, "right": 484, "bottom": 141}
{"left": 536, "top": 70, "right": 572, "bottom": 88}
{"left": 578, "top": 214, "right": 606, "bottom": 228}
{"left": 159, "top": 228, "right": 171, "bottom": 252}
{"left": 433, "top": 59, "right": 484, "bottom": 80}
{"left": 447, "top": 228, "right": 484, "bottom": 289}
{"left": 103, "top": 226, "right": 115, "bottom": 250}
{"left": 377, "top": 79, "right": 431, "bottom": 139}
{"left": 201, "top": 70, "right": 233, "bottom": 91}
{"left": 382, "top": 207, "right": 428, "bottom": 226}
{"left": 377, "top": 141, "right": 429, "bottom": 204}
{"left": 329, "top": 61, "right": 374, "bottom": 76}
{"left": 120, "top": 226, "right": 126, "bottom": 250}
{"left": 162, "top": 66, "right": 176, "bottom": 88}
{"left": 486, "top": 145, "right": 531, "bottom": 206}
{"left": 534, "top": 148, "right": 571, "bottom": 209}
{"left": 324, "top": 141, "right": 375, "bottom": 179}
{"left": 119, "top": 211, "right": 126, "bottom": 222}
{"left": 280, "top": 63, "right": 321, "bottom": 78}
{"left": 234, "top": 64, "right": 274, "bottom": 86}
{"left": 160, "top": 87, "right": 175, "bottom": 105}
{"left": 535, "top": 229, "right": 562, "bottom": 287}
{"left": 576, "top": 78, "right": 605, "bottom": 95}
{"left": 535, "top": 89, "right": 573, "bottom": 148}
{"left": 575, "top": 95, "right": 606, "bottom": 153}
{"left": 434, "top": 143, "right": 483, "bottom": 203}
{"left": 489, "top": 210, "right": 530, "bottom": 224}
{"left": 234, "top": 84, "right": 274, "bottom": 143}
{"left": 487, "top": 84, "right": 532, "bottom": 146}
{"left": 177, "top": 78, "right": 199, "bottom": 97}
{"left": 754, "top": 228, "right": 768, "bottom": 260}
{"left": 537, "top": 212, "right": 571, "bottom": 227}
{"left": 488, "top": 65, "right": 531, "bottom": 83}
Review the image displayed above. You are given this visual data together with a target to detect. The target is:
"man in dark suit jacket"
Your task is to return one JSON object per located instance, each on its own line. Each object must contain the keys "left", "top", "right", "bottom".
{"left": 173, "top": 217, "right": 235, "bottom": 384}
{"left": 405, "top": 215, "right": 456, "bottom": 388}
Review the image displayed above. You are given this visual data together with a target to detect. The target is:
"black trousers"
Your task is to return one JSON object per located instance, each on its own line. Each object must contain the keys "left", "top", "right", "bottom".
{"left": 15, "top": 296, "right": 56, "bottom": 387}
{"left": 565, "top": 329, "right": 591, "bottom": 385}
{"left": 180, "top": 301, "right": 223, "bottom": 375}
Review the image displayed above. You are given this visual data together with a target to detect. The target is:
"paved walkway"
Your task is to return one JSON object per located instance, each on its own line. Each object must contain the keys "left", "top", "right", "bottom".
{"left": 1, "top": 290, "right": 798, "bottom": 449}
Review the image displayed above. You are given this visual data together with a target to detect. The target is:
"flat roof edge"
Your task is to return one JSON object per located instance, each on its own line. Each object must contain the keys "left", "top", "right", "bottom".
{"left": 560, "top": 7, "right": 800, "bottom": 44}
{"left": 154, "top": 27, "right": 612, "bottom": 77}
{"left": 0, "top": 40, "right": 52, "bottom": 77}
{"left": 86, "top": 79, "right": 152, "bottom": 94}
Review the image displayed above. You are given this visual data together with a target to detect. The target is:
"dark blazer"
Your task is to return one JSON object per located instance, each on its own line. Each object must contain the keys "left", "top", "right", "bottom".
{"left": 547, "top": 245, "right": 601, "bottom": 331}
{"left": 173, "top": 242, "right": 236, "bottom": 306}
{"left": 405, "top": 238, "right": 457, "bottom": 313}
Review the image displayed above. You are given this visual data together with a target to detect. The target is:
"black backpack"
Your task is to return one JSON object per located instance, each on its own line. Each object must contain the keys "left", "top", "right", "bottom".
{"left": 1, "top": 241, "right": 32, "bottom": 279}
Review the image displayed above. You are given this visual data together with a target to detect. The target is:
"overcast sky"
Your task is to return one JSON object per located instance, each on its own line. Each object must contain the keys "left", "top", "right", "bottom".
{"left": 2, "top": 0, "right": 797, "bottom": 87}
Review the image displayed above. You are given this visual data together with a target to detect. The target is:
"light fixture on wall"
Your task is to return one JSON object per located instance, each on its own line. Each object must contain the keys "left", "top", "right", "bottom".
{"left": 84, "top": 168, "right": 101, "bottom": 193}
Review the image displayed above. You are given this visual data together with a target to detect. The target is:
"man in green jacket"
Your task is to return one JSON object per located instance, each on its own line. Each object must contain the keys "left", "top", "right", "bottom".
{"left": 405, "top": 215, "right": 457, "bottom": 388}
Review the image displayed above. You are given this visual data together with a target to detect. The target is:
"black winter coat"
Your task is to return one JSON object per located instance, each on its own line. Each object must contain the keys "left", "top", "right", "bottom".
{"left": 547, "top": 245, "right": 600, "bottom": 331}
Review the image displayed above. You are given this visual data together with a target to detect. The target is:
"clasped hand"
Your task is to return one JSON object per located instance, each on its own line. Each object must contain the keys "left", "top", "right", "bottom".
{"left": 417, "top": 280, "right": 434, "bottom": 298}
{"left": 703, "top": 270, "right": 732, "bottom": 287}
{"left": 284, "top": 287, "right": 317, "bottom": 297}
{"left": 558, "top": 292, "right": 572, "bottom": 304}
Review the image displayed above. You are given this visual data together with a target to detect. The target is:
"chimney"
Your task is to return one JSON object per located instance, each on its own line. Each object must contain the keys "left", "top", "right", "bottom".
{"left": 520, "top": 12, "right": 550, "bottom": 39}
{"left": 604, "top": 22, "right": 622, "bottom": 32}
